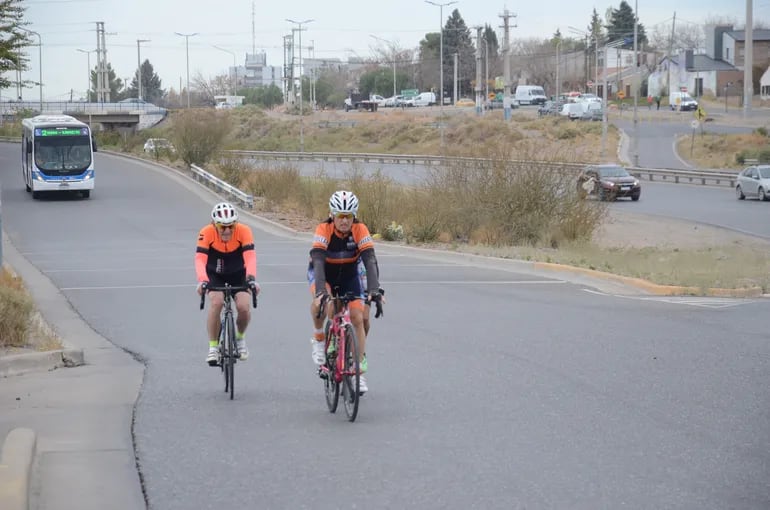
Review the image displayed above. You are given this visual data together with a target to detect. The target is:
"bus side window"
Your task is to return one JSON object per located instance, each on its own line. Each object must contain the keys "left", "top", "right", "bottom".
{"left": 92, "top": 138, "right": 97, "bottom": 153}
{"left": 26, "top": 140, "right": 32, "bottom": 154}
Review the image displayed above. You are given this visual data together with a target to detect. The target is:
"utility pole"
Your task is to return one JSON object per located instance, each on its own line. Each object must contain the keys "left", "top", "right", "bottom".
{"left": 76, "top": 49, "right": 95, "bottom": 101}
{"left": 137, "top": 39, "right": 150, "bottom": 100}
{"left": 453, "top": 52, "right": 458, "bottom": 104}
{"left": 426, "top": 0, "right": 457, "bottom": 148}
{"left": 18, "top": 27, "right": 42, "bottom": 110}
{"left": 745, "top": 0, "right": 753, "bottom": 118}
{"left": 632, "top": 0, "right": 639, "bottom": 167}
{"left": 667, "top": 12, "right": 676, "bottom": 99}
{"left": 499, "top": 9, "right": 516, "bottom": 121}
{"left": 175, "top": 32, "right": 198, "bottom": 108}
{"left": 475, "top": 26, "right": 483, "bottom": 115}
{"left": 556, "top": 37, "right": 561, "bottom": 104}
{"left": 287, "top": 18, "right": 314, "bottom": 152}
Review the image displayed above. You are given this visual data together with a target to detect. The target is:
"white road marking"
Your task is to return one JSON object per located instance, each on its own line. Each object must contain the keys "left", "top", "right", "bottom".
{"left": 582, "top": 288, "right": 757, "bottom": 308}
{"left": 60, "top": 279, "right": 565, "bottom": 291}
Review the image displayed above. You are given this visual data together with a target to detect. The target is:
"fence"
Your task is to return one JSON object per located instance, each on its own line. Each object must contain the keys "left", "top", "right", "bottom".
{"left": 226, "top": 150, "right": 741, "bottom": 188}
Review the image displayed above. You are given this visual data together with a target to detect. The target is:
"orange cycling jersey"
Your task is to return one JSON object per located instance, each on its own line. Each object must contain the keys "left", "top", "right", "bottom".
{"left": 195, "top": 223, "right": 257, "bottom": 282}
{"left": 311, "top": 221, "right": 374, "bottom": 282}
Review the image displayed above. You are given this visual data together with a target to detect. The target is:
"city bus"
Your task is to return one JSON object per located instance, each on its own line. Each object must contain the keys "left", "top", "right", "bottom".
{"left": 21, "top": 114, "right": 97, "bottom": 199}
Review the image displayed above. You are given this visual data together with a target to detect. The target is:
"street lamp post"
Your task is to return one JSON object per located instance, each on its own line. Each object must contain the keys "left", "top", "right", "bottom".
{"left": 370, "top": 35, "right": 397, "bottom": 101}
{"left": 175, "top": 32, "right": 198, "bottom": 108}
{"left": 18, "top": 27, "right": 42, "bottom": 110}
{"left": 137, "top": 39, "right": 150, "bottom": 101}
{"left": 213, "top": 45, "right": 237, "bottom": 96}
{"left": 601, "top": 39, "right": 625, "bottom": 159}
{"left": 632, "top": 0, "right": 639, "bottom": 167}
{"left": 286, "top": 18, "right": 314, "bottom": 153}
{"left": 426, "top": 0, "right": 457, "bottom": 147}
{"left": 76, "top": 49, "right": 95, "bottom": 101}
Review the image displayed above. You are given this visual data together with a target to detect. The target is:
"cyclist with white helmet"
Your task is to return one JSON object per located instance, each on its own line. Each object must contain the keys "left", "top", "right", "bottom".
{"left": 308, "top": 190, "right": 383, "bottom": 394}
{"left": 196, "top": 202, "right": 259, "bottom": 365}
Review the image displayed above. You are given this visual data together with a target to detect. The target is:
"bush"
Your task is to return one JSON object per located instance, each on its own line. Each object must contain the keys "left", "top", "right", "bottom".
{"left": 171, "top": 109, "right": 231, "bottom": 166}
{"left": 0, "top": 269, "right": 33, "bottom": 348}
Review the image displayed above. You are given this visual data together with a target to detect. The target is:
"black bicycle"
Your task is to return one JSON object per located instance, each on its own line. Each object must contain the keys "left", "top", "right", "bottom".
{"left": 200, "top": 282, "right": 258, "bottom": 400}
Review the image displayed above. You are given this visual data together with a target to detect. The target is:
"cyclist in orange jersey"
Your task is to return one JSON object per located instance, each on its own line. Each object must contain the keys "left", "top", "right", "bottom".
{"left": 308, "top": 190, "right": 383, "bottom": 394}
{"left": 195, "top": 202, "right": 259, "bottom": 365}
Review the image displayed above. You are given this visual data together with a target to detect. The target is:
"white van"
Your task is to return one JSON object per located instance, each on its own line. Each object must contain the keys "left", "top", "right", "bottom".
{"left": 669, "top": 92, "right": 698, "bottom": 111}
{"left": 412, "top": 92, "right": 437, "bottom": 107}
{"left": 514, "top": 85, "right": 547, "bottom": 105}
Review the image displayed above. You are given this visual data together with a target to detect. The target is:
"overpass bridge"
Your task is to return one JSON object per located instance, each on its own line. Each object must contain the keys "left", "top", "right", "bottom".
{"left": 0, "top": 101, "right": 167, "bottom": 131}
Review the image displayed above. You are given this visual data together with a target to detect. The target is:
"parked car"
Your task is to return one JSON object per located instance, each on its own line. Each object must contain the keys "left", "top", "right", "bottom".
{"left": 579, "top": 102, "right": 603, "bottom": 121}
{"left": 538, "top": 100, "right": 562, "bottom": 116}
{"left": 514, "top": 85, "right": 547, "bottom": 105}
{"left": 577, "top": 163, "right": 641, "bottom": 201}
{"left": 143, "top": 138, "right": 176, "bottom": 154}
{"left": 383, "top": 95, "right": 404, "bottom": 107}
{"left": 455, "top": 97, "right": 475, "bottom": 107}
{"left": 412, "top": 92, "right": 437, "bottom": 106}
{"left": 735, "top": 165, "right": 770, "bottom": 201}
{"left": 559, "top": 102, "right": 584, "bottom": 120}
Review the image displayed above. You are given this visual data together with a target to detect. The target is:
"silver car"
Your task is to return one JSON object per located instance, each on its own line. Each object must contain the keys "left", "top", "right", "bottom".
{"left": 736, "top": 165, "right": 770, "bottom": 201}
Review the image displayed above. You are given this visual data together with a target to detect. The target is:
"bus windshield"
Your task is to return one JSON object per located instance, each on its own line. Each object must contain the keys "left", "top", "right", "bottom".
{"left": 34, "top": 135, "right": 92, "bottom": 173}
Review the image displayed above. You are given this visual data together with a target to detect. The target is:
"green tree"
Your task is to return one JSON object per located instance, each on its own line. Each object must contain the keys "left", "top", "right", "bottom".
{"left": 442, "top": 8, "right": 475, "bottom": 100}
{"left": 127, "top": 59, "right": 164, "bottom": 103}
{"left": 0, "top": 1, "right": 33, "bottom": 92}
{"left": 89, "top": 63, "right": 126, "bottom": 102}
{"left": 417, "top": 32, "right": 440, "bottom": 92}
{"left": 241, "top": 84, "right": 283, "bottom": 109}
{"left": 358, "top": 67, "right": 410, "bottom": 97}
{"left": 606, "top": 1, "right": 647, "bottom": 47}
{"left": 482, "top": 25, "right": 500, "bottom": 93}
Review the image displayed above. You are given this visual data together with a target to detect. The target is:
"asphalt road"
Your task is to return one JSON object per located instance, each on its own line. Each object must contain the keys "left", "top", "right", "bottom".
{"left": 1, "top": 146, "right": 769, "bottom": 509}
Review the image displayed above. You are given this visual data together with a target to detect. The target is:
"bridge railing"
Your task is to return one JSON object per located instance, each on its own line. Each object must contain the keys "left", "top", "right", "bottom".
{"left": 1, "top": 100, "right": 167, "bottom": 116}
{"left": 225, "top": 150, "right": 740, "bottom": 188}
{"left": 189, "top": 164, "right": 254, "bottom": 209}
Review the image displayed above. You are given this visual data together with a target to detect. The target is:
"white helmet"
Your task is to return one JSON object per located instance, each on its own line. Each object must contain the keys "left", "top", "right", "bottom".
{"left": 211, "top": 202, "right": 238, "bottom": 225}
{"left": 329, "top": 190, "right": 359, "bottom": 216}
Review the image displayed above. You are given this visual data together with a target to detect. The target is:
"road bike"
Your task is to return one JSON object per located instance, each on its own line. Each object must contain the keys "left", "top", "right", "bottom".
{"left": 317, "top": 289, "right": 383, "bottom": 422}
{"left": 200, "top": 282, "right": 258, "bottom": 400}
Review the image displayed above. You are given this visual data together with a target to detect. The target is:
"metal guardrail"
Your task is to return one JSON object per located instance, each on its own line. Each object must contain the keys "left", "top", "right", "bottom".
{"left": 225, "top": 150, "right": 741, "bottom": 187}
{"left": 189, "top": 164, "right": 254, "bottom": 208}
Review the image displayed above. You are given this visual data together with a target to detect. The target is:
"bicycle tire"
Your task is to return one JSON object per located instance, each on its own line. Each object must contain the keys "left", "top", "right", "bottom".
{"left": 341, "top": 323, "right": 360, "bottom": 422}
{"left": 324, "top": 327, "right": 340, "bottom": 413}
{"left": 225, "top": 313, "right": 236, "bottom": 400}
{"left": 218, "top": 319, "right": 225, "bottom": 375}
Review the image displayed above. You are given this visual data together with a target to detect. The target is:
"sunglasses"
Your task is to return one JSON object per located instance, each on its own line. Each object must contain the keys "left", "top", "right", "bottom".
{"left": 334, "top": 213, "right": 354, "bottom": 220}
{"left": 215, "top": 222, "right": 236, "bottom": 230}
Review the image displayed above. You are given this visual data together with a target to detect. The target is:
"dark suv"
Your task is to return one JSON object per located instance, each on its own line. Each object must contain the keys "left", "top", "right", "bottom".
{"left": 577, "top": 164, "right": 641, "bottom": 201}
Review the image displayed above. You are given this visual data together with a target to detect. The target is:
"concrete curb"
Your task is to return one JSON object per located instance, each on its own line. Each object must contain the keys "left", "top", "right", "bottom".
{"left": 533, "top": 262, "right": 765, "bottom": 298}
{"left": 0, "top": 348, "right": 85, "bottom": 378}
{"left": 0, "top": 427, "right": 36, "bottom": 510}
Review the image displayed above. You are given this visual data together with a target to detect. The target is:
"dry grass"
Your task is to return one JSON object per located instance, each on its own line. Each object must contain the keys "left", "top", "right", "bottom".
{"left": 0, "top": 267, "right": 63, "bottom": 353}
{"left": 676, "top": 131, "right": 770, "bottom": 170}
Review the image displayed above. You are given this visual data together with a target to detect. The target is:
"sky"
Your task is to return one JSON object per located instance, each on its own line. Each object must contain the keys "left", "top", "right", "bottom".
{"left": 13, "top": 0, "right": 748, "bottom": 102}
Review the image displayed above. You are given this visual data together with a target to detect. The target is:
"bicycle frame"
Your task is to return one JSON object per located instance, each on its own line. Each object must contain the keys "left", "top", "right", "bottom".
{"left": 200, "top": 282, "right": 257, "bottom": 400}
{"left": 321, "top": 295, "right": 355, "bottom": 383}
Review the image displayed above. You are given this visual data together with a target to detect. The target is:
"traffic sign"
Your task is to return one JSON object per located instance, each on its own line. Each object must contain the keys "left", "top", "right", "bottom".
{"left": 616, "top": 91, "right": 626, "bottom": 99}
{"left": 691, "top": 120, "right": 700, "bottom": 130}
{"left": 695, "top": 106, "right": 707, "bottom": 121}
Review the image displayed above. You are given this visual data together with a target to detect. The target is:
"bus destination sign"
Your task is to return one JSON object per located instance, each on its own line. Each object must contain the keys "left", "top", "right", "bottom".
{"left": 36, "top": 128, "right": 88, "bottom": 137}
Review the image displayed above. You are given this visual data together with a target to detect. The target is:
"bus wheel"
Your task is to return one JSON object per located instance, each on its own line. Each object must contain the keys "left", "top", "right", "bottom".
{"left": 81, "top": 190, "right": 90, "bottom": 199}
{"left": 32, "top": 191, "right": 41, "bottom": 199}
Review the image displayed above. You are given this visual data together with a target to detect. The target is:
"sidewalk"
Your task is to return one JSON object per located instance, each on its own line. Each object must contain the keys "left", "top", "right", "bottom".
{"left": 0, "top": 236, "right": 145, "bottom": 510}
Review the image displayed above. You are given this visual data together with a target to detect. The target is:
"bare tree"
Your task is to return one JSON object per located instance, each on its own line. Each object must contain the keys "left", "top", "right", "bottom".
{"left": 648, "top": 23, "right": 704, "bottom": 52}
{"left": 191, "top": 72, "right": 230, "bottom": 106}
{"left": 510, "top": 37, "right": 556, "bottom": 88}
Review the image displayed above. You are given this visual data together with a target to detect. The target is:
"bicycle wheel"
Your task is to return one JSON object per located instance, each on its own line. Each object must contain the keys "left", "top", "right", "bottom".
{"left": 324, "top": 329, "right": 340, "bottom": 413}
{"left": 224, "top": 313, "right": 236, "bottom": 400}
{"left": 341, "top": 323, "right": 360, "bottom": 422}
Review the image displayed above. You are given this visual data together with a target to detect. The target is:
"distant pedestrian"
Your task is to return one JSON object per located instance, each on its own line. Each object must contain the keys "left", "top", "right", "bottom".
{"left": 647, "top": 95, "right": 653, "bottom": 110}
{"left": 655, "top": 96, "right": 661, "bottom": 110}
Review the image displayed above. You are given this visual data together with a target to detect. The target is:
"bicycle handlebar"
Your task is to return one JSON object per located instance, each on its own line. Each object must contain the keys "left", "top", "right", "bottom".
{"left": 199, "top": 282, "right": 258, "bottom": 310}
{"left": 314, "top": 288, "right": 385, "bottom": 319}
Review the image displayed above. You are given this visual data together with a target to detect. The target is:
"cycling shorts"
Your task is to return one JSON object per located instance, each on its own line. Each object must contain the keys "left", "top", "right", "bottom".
{"left": 207, "top": 269, "right": 250, "bottom": 294}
